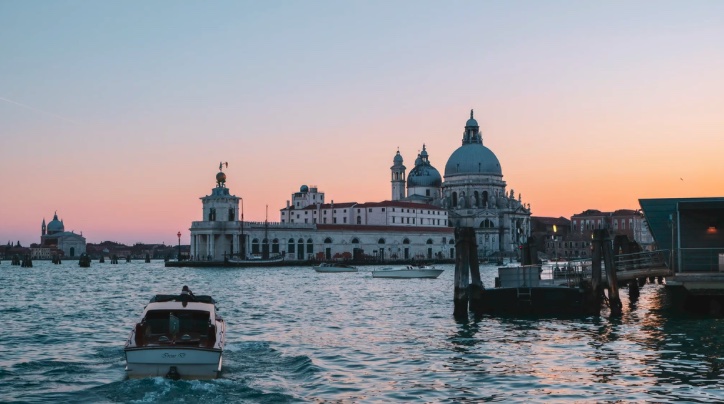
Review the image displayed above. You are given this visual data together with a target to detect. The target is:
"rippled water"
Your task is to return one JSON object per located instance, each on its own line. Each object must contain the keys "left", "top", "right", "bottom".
{"left": 1, "top": 260, "right": 723, "bottom": 403}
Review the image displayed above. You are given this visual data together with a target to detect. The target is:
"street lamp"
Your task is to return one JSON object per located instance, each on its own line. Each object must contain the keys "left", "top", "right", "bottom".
{"left": 177, "top": 231, "right": 181, "bottom": 261}
{"left": 552, "top": 224, "right": 558, "bottom": 267}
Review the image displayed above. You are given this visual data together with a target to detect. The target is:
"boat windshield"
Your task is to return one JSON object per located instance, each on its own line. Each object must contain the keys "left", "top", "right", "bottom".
{"left": 144, "top": 310, "right": 211, "bottom": 336}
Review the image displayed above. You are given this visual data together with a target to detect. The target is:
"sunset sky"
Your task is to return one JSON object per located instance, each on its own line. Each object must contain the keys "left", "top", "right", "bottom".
{"left": 2, "top": 1, "right": 723, "bottom": 246}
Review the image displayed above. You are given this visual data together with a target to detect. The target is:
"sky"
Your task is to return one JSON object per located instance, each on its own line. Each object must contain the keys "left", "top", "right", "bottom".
{"left": 1, "top": 0, "right": 723, "bottom": 246}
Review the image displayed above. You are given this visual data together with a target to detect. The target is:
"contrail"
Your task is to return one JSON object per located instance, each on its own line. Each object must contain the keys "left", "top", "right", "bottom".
{"left": 0, "top": 96, "right": 78, "bottom": 124}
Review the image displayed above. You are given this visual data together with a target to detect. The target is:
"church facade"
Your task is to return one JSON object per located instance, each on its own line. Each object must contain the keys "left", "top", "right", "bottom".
{"left": 40, "top": 212, "right": 86, "bottom": 257}
{"left": 189, "top": 111, "right": 531, "bottom": 261}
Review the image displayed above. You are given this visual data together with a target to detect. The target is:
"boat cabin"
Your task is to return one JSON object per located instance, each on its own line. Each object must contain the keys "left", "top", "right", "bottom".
{"left": 132, "top": 295, "right": 219, "bottom": 349}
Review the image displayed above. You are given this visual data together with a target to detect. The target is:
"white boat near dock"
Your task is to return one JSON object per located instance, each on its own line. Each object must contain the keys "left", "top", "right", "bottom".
{"left": 372, "top": 265, "right": 444, "bottom": 279}
{"left": 313, "top": 263, "right": 358, "bottom": 273}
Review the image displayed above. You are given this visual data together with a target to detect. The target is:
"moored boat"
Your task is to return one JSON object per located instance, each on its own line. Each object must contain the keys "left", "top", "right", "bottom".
{"left": 124, "top": 291, "right": 226, "bottom": 379}
{"left": 313, "top": 263, "right": 358, "bottom": 273}
{"left": 372, "top": 265, "right": 444, "bottom": 279}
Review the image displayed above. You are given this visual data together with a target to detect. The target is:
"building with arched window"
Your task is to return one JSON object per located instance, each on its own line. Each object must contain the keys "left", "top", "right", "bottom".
{"left": 40, "top": 212, "right": 86, "bottom": 258}
{"left": 189, "top": 111, "right": 531, "bottom": 261}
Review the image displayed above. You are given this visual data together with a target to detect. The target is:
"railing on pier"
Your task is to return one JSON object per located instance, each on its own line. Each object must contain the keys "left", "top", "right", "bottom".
{"left": 614, "top": 250, "right": 669, "bottom": 272}
{"left": 678, "top": 248, "right": 724, "bottom": 273}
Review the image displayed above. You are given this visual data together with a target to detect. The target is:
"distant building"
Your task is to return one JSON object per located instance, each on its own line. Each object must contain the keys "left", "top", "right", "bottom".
{"left": 40, "top": 212, "right": 86, "bottom": 258}
{"left": 570, "top": 209, "right": 653, "bottom": 250}
{"left": 189, "top": 110, "right": 532, "bottom": 261}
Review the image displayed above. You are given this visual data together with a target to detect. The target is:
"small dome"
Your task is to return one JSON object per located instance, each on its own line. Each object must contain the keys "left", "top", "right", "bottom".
{"left": 444, "top": 143, "right": 502, "bottom": 177}
{"left": 465, "top": 109, "right": 478, "bottom": 127}
{"left": 408, "top": 165, "right": 442, "bottom": 188}
{"left": 300, "top": 185, "right": 309, "bottom": 193}
{"left": 393, "top": 151, "right": 403, "bottom": 164}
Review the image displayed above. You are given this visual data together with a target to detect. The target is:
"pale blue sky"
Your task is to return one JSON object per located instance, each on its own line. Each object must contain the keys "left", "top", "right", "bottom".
{"left": 2, "top": 1, "right": 723, "bottom": 245}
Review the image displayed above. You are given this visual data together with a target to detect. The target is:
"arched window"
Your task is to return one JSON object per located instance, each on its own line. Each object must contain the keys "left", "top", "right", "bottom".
{"left": 403, "top": 238, "right": 410, "bottom": 244}
{"left": 252, "top": 238, "right": 260, "bottom": 254}
{"left": 474, "top": 191, "right": 480, "bottom": 207}
{"left": 288, "top": 238, "right": 295, "bottom": 253}
{"left": 378, "top": 238, "right": 385, "bottom": 244}
{"left": 452, "top": 192, "right": 458, "bottom": 207}
{"left": 351, "top": 238, "right": 359, "bottom": 244}
{"left": 356, "top": 216, "right": 361, "bottom": 224}
{"left": 480, "top": 219, "right": 495, "bottom": 228}
{"left": 482, "top": 191, "right": 489, "bottom": 207}
{"left": 272, "top": 238, "right": 279, "bottom": 253}
{"left": 324, "top": 237, "right": 333, "bottom": 244}
{"left": 426, "top": 239, "right": 433, "bottom": 244}
{"left": 307, "top": 238, "right": 314, "bottom": 254}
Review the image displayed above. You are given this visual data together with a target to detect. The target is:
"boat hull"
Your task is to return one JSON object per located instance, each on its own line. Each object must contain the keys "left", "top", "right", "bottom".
{"left": 124, "top": 347, "right": 223, "bottom": 379}
{"left": 372, "top": 269, "right": 444, "bottom": 279}
{"left": 314, "top": 267, "right": 358, "bottom": 273}
{"left": 475, "top": 286, "right": 596, "bottom": 315}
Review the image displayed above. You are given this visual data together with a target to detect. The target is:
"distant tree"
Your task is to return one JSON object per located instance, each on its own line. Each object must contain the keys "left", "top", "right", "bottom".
{"left": 16, "top": 241, "right": 21, "bottom": 247}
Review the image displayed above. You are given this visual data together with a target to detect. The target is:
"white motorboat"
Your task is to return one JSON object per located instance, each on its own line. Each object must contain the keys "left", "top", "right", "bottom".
{"left": 124, "top": 293, "right": 226, "bottom": 379}
{"left": 313, "top": 263, "right": 358, "bottom": 273}
{"left": 371, "top": 265, "right": 444, "bottom": 279}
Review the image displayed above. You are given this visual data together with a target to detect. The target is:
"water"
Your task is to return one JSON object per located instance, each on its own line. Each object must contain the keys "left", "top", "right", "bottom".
{"left": 1, "top": 260, "right": 723, "bottom": 403}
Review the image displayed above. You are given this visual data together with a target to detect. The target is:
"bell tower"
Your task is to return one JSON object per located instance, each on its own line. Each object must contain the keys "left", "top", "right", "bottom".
{"left": 390, "top": 150, "right": 406, "bottom": 201}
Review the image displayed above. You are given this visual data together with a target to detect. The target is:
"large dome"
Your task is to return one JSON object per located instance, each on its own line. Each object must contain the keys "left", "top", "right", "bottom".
{"left": 47, "top": 213, "right": 64, "bottom": 234}
{"left": 444, "top": 143, "right": 502, "bottom": 177}
{"left": 408, "top": 164, "right": 442, "bottom": 188}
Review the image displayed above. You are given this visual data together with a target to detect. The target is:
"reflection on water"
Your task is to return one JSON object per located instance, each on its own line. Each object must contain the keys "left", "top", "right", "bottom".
{"left": 1, "top": 261, "right": 723, "bottom": 402}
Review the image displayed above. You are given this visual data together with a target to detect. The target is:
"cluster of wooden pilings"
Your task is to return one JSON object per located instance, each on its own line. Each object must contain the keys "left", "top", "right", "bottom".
{"left": 52, "top": 255, "right": 62, "bottom": 264}
{"left": 453, "top": 227, "right": 625, "bottom": 317}
{"left": 21, "top": 254, "right": 33, "bottom": 268}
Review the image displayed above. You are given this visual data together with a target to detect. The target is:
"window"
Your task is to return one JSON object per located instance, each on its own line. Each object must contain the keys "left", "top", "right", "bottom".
{"left": 357, "top": 216, "right": 361, "bottom": 224}
{"left": 352, "top": 238, "right": 359, "bottom": 244}
{"left": 288, "top": 239, "right": 295, "bottom": 253}
{"left": 369, "top": 208, "right": 372, "bottom": 212}
{"left": 324, "top": 237, "right": 332, "bottom": 243}
{"left": 378, "top": 238, "right": 385, "bottom": 244}
{"left": 228, "top": 208, "right": 235, "bottom": 221}
{"left": 403, "top": 238, "right": 410, "bottom": 244}
{"left": 381, "top": 208, "right": 385, "bottom": 212}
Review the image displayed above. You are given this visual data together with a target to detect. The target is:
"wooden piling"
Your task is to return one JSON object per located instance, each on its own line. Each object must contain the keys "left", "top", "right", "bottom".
{"left": 126, "top": 255, "right": 131, "bottom": 263}
{"left": 599, "top": 229, "right": 622, "bottom": 316}
{"left": 467, "top": 228, "right": 484, "bottom": 313}
{"left": 21, "top": 254, "right": 33, "bottom": 268}
{"left": 454, "top": 227, "right": 471, "bottom": 318}
{"left": 145, "top": 254, "right": 151, "bottom": 263}
{"left": 99, "top": 255, "right": 105, "bottom": 263}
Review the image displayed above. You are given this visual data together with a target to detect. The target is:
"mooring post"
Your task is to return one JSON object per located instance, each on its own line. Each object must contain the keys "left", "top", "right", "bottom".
{"left": 454, "top": 227, "right": 471, "bottom": 318}
{"left": 590, "top": 230, "right": 604, "bottom": 311}
{"left": 467, "top": 227, "right": 484, "bottom": 313}
{"left": 145, "top": 253, "right": 151, "bottom": 263}
{"left": 600, "top": 230, "right": 622, "bottom": 316}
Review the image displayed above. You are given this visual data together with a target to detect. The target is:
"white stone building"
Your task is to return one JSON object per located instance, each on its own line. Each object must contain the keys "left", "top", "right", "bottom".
{"left": 40, "top": 212, "right": 86, "bottom": 257}
{"left": 189, "top": 110, "right": 531, "bottom": 261}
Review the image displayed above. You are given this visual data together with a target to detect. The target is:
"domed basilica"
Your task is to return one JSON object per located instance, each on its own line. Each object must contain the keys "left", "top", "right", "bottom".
{"left": 189, "top": 111, "right": 531, "bottom": 261}
{"left": 392, "top": 110, "right": 531, "bottom": 257}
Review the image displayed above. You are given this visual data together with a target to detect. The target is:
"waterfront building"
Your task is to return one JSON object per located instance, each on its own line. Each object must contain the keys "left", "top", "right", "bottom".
{"left": 570, "top": 209, "right": 654, "bottom": 250}
{"left": 40, "top": 212, "right": 86, "bottom": 257}
{"left": 189, "top": 110, "right": 531, "bottom": 261}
